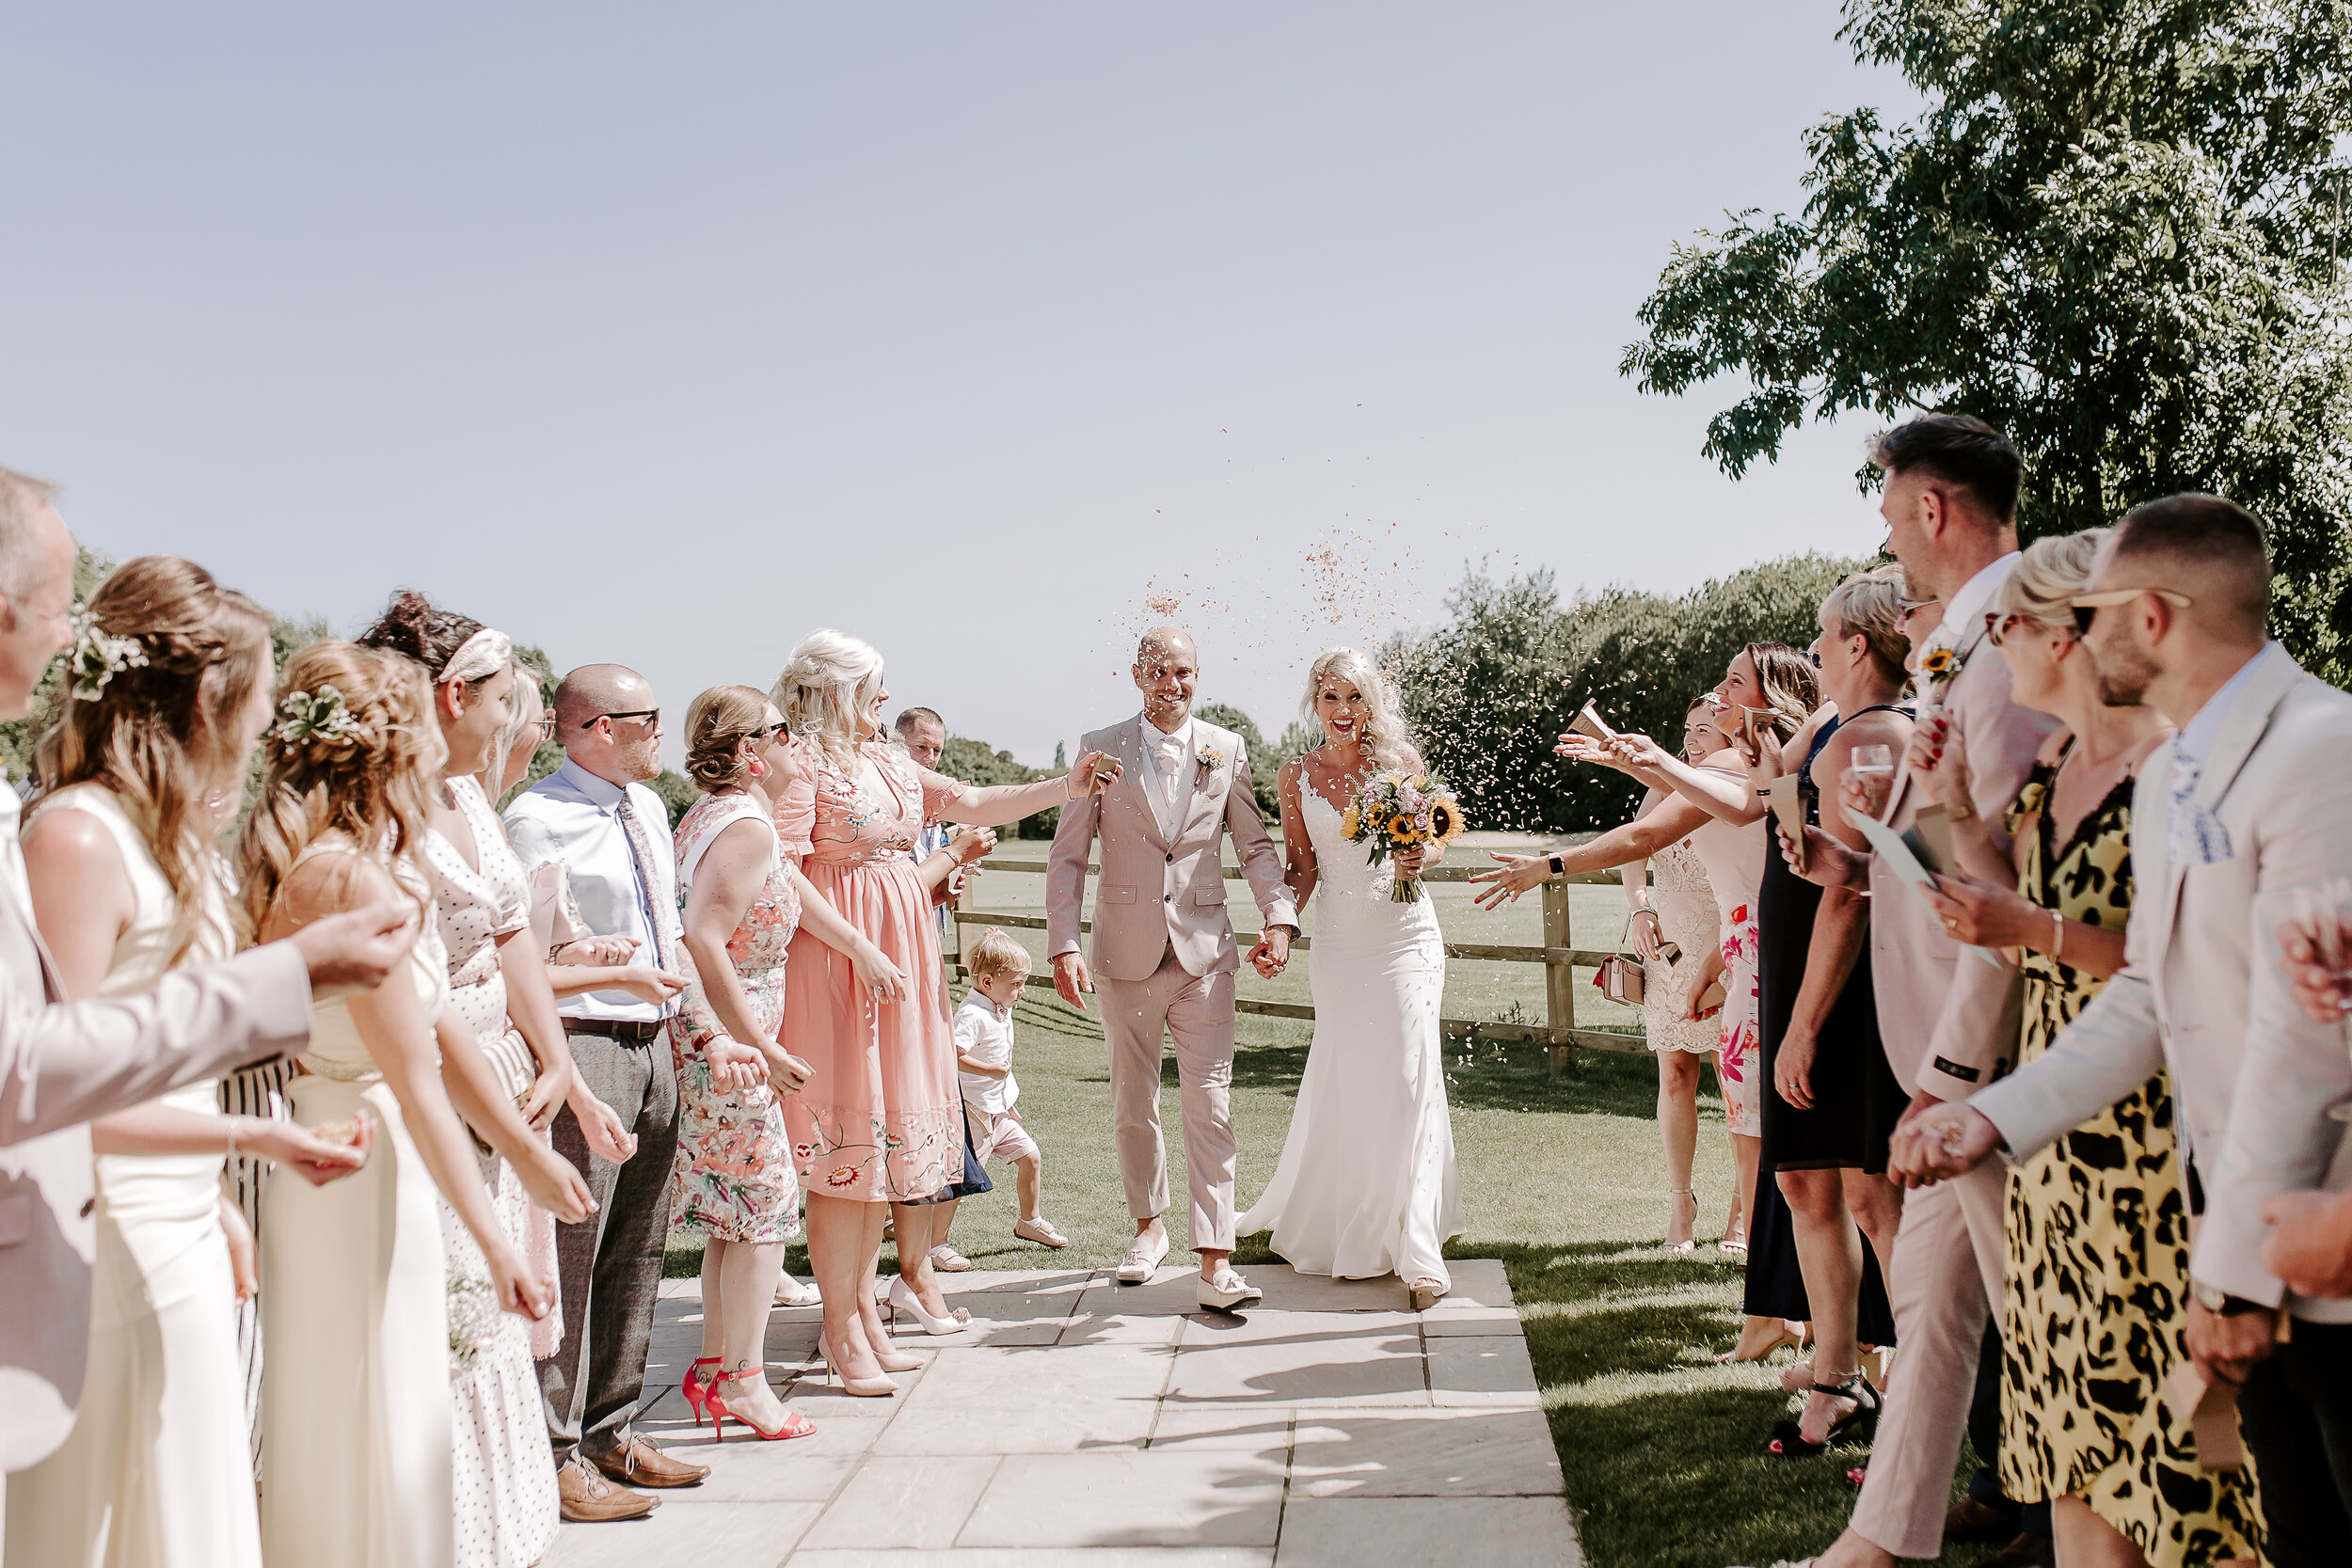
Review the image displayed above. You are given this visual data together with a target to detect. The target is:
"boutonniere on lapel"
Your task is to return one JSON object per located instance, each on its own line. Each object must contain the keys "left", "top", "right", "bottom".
{"left": 1916, "top": 631, "right": 1961, "bottom": 688}
{"left": 1195, "top": 742, "right": 1225, "bottom": 786}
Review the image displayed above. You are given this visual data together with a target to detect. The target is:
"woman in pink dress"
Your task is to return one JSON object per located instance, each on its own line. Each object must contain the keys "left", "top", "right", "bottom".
{"left": 771, "top": 630, "right": 1114, "bottom": 1393}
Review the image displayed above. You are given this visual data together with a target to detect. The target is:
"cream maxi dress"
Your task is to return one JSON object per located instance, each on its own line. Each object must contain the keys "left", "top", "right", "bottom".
{"left": 1238, "top": 787, "right": 1462, "bottom": 1289}
{"left": 4, "top": 784, "right": 255, "bottom": 1568}
{"left": 261, "top": 843, "right": 455, "bottom": 1568}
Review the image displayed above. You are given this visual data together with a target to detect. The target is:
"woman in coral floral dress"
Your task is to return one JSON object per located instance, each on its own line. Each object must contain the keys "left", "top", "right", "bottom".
{"left": 669, "top": 686, "right": 825, "bottom": 1441}
{"left": 771, "top": 630, "right": 1113, "bottom": 1392}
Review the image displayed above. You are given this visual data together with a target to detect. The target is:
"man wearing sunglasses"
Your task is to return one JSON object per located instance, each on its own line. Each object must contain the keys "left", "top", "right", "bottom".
{"left": 504, "top": 664, "right": 708, "bottom": 1519}
{"left": 1899, "top": 495, "right": 2352, "bottom": 1564}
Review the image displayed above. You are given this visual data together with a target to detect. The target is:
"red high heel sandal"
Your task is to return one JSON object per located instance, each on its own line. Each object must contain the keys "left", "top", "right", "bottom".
{"left": 706, "top": 1374, "right": 817, "bottom": 1442}
{"left": 682, "top": 1357, "right": 722, "bottom": 1431}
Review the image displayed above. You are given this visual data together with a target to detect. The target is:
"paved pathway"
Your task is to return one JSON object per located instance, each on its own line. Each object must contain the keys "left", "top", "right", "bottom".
{"left": 543, "top": 1259, "right": 1581, "bottom": 1567}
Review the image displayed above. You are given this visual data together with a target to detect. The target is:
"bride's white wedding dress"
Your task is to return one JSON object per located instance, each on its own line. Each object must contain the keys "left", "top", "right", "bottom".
{"left": 1237, "top": 787, "right": 1461, "bottom": 1288}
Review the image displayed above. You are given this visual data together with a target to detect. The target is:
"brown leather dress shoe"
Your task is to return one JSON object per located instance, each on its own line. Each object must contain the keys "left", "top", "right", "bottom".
{"left": 591, "top": 1433, "right": 711, "bottom": 1489}
{"left": 1987, "top": 1532, "right": 2057, "bottom": 1568}
{"left": 1944, "top": 1497, "right": 2022, "bottom": 1544}
{"left": 557, "top": 1455, "right": 658, "bottom": 1522}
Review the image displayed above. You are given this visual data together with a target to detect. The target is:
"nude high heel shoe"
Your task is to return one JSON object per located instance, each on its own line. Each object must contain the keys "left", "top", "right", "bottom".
{"left": 887, "top": 1275, "right": 974, "bottom": 1337}
{"left": 817, "top": 1335, "right": 898, "bottom": 1398}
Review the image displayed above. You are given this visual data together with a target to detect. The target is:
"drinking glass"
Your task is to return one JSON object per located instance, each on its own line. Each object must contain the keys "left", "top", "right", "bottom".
{"left": 1844, "top": 744, "right": 1897, "bottom": 820}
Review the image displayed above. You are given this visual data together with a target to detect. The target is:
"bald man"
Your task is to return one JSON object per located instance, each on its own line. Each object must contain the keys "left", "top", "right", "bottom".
{"left": 504, "top": 664, "right": 706, "bottom": 1519}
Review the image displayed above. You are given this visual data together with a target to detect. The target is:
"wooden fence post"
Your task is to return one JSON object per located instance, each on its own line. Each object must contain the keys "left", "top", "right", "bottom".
{"left": 1541, "top": 880, "right": 1577, "bottom": 1076}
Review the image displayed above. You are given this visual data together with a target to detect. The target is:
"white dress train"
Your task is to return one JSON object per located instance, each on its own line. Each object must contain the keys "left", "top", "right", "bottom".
{"left": 1237, "top": 788, "right": 1460, "bottom": 1287}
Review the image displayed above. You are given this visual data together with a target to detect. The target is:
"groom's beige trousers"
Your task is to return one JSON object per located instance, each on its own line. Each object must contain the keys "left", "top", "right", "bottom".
{"left": 1848, "top": 1161, "right": 2008, "bottom": 1560}
{"left": 1097, "top": 945, "right": 1239, "bottom": 1253}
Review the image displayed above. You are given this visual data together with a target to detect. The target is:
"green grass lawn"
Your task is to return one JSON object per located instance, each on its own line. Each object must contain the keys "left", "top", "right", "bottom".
{"left": 667, "top": 953, "right": 1999, "bottom": 1568}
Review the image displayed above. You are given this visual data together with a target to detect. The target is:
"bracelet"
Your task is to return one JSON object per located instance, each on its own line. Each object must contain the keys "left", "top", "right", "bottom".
{"left": 1947, "top": 797, "right": 1977, "bottom": 822}
{"left": 2050, "top": 909, "right": 2065, "bottom": 961}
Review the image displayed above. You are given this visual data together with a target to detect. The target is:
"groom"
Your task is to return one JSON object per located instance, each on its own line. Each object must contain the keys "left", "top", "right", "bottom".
{"left": 1048, "top": 626, "right": 1298, "bottom": 1310}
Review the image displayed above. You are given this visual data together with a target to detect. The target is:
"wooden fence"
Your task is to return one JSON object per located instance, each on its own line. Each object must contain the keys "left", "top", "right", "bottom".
{"left": 946, "top": 856, "right": 1646, "bottom": 1074}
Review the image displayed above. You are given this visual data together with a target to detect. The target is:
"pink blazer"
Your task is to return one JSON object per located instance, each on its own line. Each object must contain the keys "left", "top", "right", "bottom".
{"left": 1867, "top": 626, "right": 2063, "bottom": 1099}
{"left": 1046, "top": 715, "right": 1298, "bottom": 982}
{"left": 0, "top": 890, "right": 312, "bottom": 1471}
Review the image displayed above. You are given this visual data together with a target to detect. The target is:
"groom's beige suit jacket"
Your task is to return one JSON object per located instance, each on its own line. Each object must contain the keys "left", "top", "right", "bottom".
{"left": 0, "top": 859, "right": 314, "bottom": 1470}
{"left": 1046, "top": 714, "right": 1296, "bottom": 980}
{"left": 1971, "top": 646, "right": 2352, "bottom": 1322}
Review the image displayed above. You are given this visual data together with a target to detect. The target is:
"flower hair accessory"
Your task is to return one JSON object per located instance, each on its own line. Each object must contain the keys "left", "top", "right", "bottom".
{"left": 66, "top": 608, "right": 150, "bottom": 702}
{"left": 272, "top": 687, "right": 362, "bottom": 750}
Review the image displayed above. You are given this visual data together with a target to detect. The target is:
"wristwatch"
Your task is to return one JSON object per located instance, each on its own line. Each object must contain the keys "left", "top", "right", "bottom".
{"left": 2190, "top": 1277, "right": 2269, "bottom": 1316}
{"left": 1548, "top": 854, "right": 1565, "bottom": 878}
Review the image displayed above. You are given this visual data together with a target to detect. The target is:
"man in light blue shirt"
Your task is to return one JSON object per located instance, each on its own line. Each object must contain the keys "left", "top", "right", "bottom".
{"left": 504, "top": 663, "right": 707, "bottom": 1517}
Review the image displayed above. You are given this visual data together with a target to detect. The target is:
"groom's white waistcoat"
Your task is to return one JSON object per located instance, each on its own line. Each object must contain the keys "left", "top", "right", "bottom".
{"left": 1047, "top": 713, "right": 1297, "bottom": 983}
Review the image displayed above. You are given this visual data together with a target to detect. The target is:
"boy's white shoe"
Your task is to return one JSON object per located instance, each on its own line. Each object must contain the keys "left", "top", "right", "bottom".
{"left": 1013, "top": 1216, "right": 1070, "bottom": 1248}
{"left": 1115, "top": 1226, "right": 1169, "bottom": 1283}
{"left": 1197, "top": 1268, "right": 1263, "bottom": 1312}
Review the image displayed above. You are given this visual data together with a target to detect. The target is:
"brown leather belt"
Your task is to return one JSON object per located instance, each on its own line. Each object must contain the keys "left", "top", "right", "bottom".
{"left": 562, "top": 1017, "right": 667, "bottom": 1044}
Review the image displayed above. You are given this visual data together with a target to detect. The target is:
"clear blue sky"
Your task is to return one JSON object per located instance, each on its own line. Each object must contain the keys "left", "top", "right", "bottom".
{"left": 4, "top": 4, "right": 1916, "bottom": 767}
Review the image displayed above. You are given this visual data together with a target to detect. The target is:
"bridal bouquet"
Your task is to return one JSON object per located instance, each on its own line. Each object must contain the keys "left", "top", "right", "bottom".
{"left": 1340, "top": 770, "right": 1466, "bottom": 902}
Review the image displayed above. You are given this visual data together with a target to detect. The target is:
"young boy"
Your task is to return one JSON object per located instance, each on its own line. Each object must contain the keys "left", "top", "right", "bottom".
{"left": 955, "top": 929, "right": 1067, "bottom": 1248}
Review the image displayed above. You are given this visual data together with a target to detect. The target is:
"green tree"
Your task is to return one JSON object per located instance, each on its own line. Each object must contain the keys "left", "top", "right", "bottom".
{"left": 938, "top": 735, "right": 1057, "bottom": 838}
{"left": 1621, "top": 0, "right": 2352, "bottom": 677}
{"left": 1394, "top": 553, "right": 1869, "bottom": 832}
{"left": 1195, "top": 701, "right": 1288, "bottom": 821}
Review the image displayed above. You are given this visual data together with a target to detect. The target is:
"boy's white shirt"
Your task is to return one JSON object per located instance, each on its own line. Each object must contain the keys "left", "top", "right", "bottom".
{"left": 954, "top": 990, "right": 1019, "bottom": 1114}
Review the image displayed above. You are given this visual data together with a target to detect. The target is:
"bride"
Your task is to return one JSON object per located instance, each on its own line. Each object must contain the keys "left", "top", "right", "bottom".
{"left": 1238, "top": 647, "right": 1461, "bottom": 1308}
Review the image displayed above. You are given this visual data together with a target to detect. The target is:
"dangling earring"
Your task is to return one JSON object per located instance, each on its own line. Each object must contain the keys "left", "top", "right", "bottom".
{"left": 747, "top": 752, "right": 769, "bottom": 780}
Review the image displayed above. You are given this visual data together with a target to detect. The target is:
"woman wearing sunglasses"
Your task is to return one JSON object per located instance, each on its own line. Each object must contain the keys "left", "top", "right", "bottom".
{"left": 1903, "top": 531, "right": 2257, "bottom": 1567}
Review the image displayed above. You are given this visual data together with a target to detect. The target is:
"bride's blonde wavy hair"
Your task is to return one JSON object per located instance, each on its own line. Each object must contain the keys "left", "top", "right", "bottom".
{"left": 1299, "top": 647, "right": 1420, "bottom": 774}
{"left": 773, "top": 629, "right": 885, "bottom": 773}
{"left": 235, "top": 641, "right": 444, "bottom": 936}
{"left": 34, "top": 555, "right": 271, "bottom": 963}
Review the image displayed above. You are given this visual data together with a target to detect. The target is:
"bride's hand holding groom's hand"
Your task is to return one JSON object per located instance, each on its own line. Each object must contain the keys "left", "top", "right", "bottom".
{"left": 1248, "top": 925, "right": 1293, "bottom": 979}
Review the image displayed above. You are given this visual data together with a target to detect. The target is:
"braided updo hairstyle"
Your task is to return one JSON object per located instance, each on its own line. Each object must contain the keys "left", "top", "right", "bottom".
{"left": 235, "top": 641, "right": 445, "bottom": 936}
{"left": 684, "top": 684, "right": 783, "bottom": 794}
{"left": 34, "top": 555, "right": 271, "bottom": 962}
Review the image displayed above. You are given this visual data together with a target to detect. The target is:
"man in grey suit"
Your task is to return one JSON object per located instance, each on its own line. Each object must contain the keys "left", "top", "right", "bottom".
{"left": 1899, "top": 496, "right": 2352, "bottom": 1566}
{"left": 0, "top": 466, "right": 414, "bottom": 1476}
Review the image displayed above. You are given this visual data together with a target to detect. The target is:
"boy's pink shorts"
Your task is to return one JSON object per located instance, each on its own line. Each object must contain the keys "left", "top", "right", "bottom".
{"left": 963, "top": 1105, "right": 1040, "bottom": 1165}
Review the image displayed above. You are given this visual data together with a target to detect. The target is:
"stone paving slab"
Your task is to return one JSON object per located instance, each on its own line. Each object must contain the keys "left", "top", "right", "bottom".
{"left": 544, "top": 1263, "right": 1574, "bottom": 1567}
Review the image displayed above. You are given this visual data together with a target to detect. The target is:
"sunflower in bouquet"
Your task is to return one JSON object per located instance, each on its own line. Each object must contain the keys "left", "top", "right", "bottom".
{"left": 1340, "top": 770, "right": 1467, "bottom": 902}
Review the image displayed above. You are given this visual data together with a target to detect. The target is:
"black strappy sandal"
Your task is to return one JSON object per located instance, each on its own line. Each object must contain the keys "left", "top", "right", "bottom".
{"left": 1764, "top": 1372, "right": 1880, "bottom": 1458}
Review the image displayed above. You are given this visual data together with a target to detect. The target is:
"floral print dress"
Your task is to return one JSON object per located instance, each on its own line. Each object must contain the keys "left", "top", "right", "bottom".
{"left": 669, "top": 791, "right": 803, "bottom": 1243}
{"left": 774, "top": 736, "right": 966, "bottom": 1202}
{"left": 1997, "top": 757, "right": 2261, "bottom": 1565}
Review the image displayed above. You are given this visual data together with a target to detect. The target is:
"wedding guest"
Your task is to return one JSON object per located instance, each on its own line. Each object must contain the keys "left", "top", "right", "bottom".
{"left": 360, "top": 594, "right": 614, "bottom": 1564}
{"left": 240, "top": 642, "right": 559, "bottom": 1568}
{"left": 0, "top": 473, "right": 411, "bottom": 1481}
{"left": 1906, "top": 531, "right": 2258, "bottom": 1565}
{"left": 1786, "top": 416, "right": 2064, "bottom": 1568}
{"left": 1903, "top": 496, "right": 2352, "bottom": 1567}
{"left": 893, "top": 704, "right": 998, "bottom": 1276}
{"left": 771, "top": 630, "right": 1112, "bottom": 1382}
{"left": 955, "top": 929, "right": 1069, "bottom": 1248}
{"left": 504, "top": 664, "right": 711, "bottom": 1517}
{"left": 2, "top": 558, "right": 373, "bottom": 1568}
{"left": 669, "top": 686, "right": 821, "bottom": 1443}
{"left": 1617, "top": 700, "right": 1740, "bottom": 1254}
